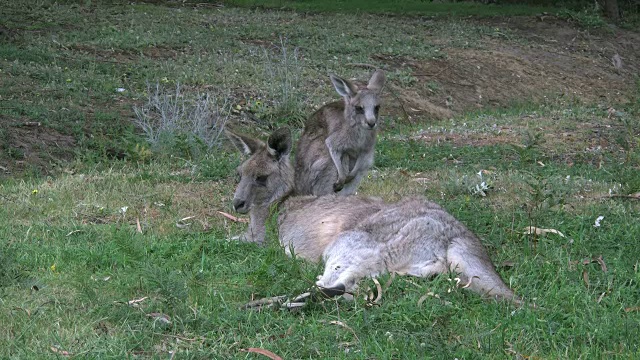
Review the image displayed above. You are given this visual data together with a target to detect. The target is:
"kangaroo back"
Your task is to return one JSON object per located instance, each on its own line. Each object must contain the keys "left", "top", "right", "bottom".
{"left": 295, "top": 70, "right": 385, "bottom": 196}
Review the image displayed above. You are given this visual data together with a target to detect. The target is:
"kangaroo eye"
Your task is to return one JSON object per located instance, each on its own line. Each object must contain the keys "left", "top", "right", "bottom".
{"left": 355, "top": 106, "right": 364, "bottom": 115}
{"left": 374, "top": 105, "right": 380, "bottom": 116}
{"left": 255, "top": 175, "right": 268, "bottom": 186}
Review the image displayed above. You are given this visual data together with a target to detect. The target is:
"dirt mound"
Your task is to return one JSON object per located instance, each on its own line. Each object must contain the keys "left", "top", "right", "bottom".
{"left": 381, "top": 17, "right": 638, "bottom": 121}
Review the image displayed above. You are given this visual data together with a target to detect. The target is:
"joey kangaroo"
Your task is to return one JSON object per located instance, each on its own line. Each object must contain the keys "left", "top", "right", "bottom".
{"left": 295, "top": 70, "right": 385, "bottom": 196}
{"left": 227, "top": 127, "right": 521, "bottom": 304}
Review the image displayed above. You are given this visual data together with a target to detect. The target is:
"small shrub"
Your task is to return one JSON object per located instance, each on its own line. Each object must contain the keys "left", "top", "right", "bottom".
{"left": 557, "top": 7, "right": 608, "bottom": 28}
{"left": 510, "top": 130, "right": 545, "bottom": 164}
{"left": 133, "top": 82, "right": 230, "bottom": 159}
{"left": 258, "top": 37, "right": 306, "bottom": 128}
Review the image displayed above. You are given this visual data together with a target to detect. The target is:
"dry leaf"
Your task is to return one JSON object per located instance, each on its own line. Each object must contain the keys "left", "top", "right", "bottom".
{"left": 624, "top": 307, "right": 640, "bottom": 313}
{"left": 568, "top": 259, "right": 580, "bottom": 270}
{"left": 523, "top": 226, "right": 565, "bottom": 237}
{"left": 126, "top": 296, "right": 148, "bottom": 306}
{"left": 13, "top": 307, "right": 31, "bottom": 317}
{"left": 457, "top": 276, "right": 478, "bottom": 289}
{"left": 50, "top": 346, "right": 72, "bottom": 357}
{"left": 240, "top": 348, "right": 284, "bottom": 360}
{"left": 581, "top": 256, "right": 608, "bottom": 272}
{"left": 328, "top": 320, "right": 360, "bottom": 343}
{"left": 595, "top": 255, "right": 608, "bottom": 272}
{"left": 176, "top": 216, "right": 195, "bottom": 228}
{"left": 147, "top": 312, "right": 171, "bottom": 324}
{"left": 371, "top": 278, "right": 382, "bottom": 304}
{"left": 136, "top": 217, "right": 142, "bottom": 233}
{"left": 216, "top": 211, "right": 249, "bottom": 223}
{"left": 594, "top": 216, "right": 604, "bottom": 228}
{"left": 582, "top": 270, "right": 589, "bottom": 288}
{"left": 417, "top": 292, "right": 439, "bottom": 306}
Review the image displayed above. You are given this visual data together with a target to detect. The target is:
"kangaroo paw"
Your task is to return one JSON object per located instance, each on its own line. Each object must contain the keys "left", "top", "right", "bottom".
{"left": 333, "top": 180, "right": 345, "bottom": 192}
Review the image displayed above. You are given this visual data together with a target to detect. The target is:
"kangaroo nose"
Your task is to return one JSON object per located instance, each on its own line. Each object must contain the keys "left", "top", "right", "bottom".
{"left": 233, "top": 199, "right": 246, "bottom": 212}
{"left": 367, "top": 122, "right": 376, "bottom": 129}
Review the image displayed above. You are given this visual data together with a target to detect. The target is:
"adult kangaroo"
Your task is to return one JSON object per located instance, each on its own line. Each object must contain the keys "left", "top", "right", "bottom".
{"left": 295, "top": 70, "right": 385, "bottom": 196}
{"left": 227, "top": 127, "right": 521, "bottom": 304}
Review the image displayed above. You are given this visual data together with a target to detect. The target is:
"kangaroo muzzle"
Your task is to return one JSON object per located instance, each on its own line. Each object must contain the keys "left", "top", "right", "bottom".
{"left": 233, "top": 198, "right": 248, "bottom": 213}
{"left": 365, "top": 109, "right": 377, "bottom": 129}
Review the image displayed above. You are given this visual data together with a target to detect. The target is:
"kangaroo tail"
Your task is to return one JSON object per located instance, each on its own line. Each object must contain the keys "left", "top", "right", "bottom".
{"left": 447, "top": 239, "right": 524, "bottom": 306}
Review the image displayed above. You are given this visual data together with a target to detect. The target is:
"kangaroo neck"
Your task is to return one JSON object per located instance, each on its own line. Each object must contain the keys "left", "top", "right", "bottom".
{"left": 273, "top": 188, "right": 295, "bottom": 211}
{"left": 248, "top": 187, "right": 294, "bottom": 244}
{"left": 248, "top": 206, "right": 268, "bottom": 245}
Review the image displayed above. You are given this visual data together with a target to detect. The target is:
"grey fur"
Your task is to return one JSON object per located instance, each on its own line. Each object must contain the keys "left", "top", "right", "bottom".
{"left": 227, "top": 128, "right": 520, "bottom": 303}
{"left": 295, "top": 70, "right": 385, "bottom": 196}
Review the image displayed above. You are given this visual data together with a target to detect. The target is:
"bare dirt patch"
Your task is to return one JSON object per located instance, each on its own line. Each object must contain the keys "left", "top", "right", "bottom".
{"left": 0, "top": 115, "right": 76, "bottom": 176}
{"left": 381, "top": 17, "right": 638, "bottom": 121}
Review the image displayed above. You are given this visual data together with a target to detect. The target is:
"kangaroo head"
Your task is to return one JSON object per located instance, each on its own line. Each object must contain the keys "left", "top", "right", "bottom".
{"left": 330, "top": 69, "right": 385, "bottom": 130}
{"left": 226, "top": 127, "right": 294, "bottom": 214}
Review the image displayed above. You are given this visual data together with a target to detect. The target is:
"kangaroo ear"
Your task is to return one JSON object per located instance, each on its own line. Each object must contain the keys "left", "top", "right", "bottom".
{"left": 367, "top": 69, "right": 385, "bottom": 92}
{"left": 225, "top": 129, "right": 264, "bottom": 156}
{"left": 267, "top": 127, "right": 292, "bottom": 160}
{"left": 330, "top": 74, "right": 358, "bottom": 98}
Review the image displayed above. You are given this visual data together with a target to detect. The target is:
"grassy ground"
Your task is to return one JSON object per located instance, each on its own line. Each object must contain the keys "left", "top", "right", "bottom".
{"left": 1, "top": 1, "right": 639, "bottom": 359}
{"left": 224, "top": 0, "right": 555, "bottom": 17}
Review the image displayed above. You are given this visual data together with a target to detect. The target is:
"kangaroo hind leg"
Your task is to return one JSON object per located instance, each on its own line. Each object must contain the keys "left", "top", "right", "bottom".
{"left": 446, "top": 240, "right": 516, "bottom": 302}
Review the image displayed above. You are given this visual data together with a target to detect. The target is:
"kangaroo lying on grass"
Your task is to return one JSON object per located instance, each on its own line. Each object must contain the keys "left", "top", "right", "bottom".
{"left": 295, "top": 70, "right": 385, "bottom": 196}
{"left": 227, "top": 127, "right": 521, "bottom": 304}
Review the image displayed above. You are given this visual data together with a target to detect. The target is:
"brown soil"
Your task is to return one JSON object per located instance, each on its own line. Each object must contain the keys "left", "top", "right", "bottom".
{"left": 0, "top": 115, "right": 76, "bottom": 176}
{"left": 380, "top": 16, "right": 639, "bottom": 121}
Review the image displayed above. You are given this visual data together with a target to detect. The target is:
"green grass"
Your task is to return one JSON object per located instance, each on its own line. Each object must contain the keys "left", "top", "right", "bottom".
{"left": 2, "top": 145, "right": 639, "bottom": 358}
{"left": 1, "top": 0, "right": 639, "bottom": 358}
